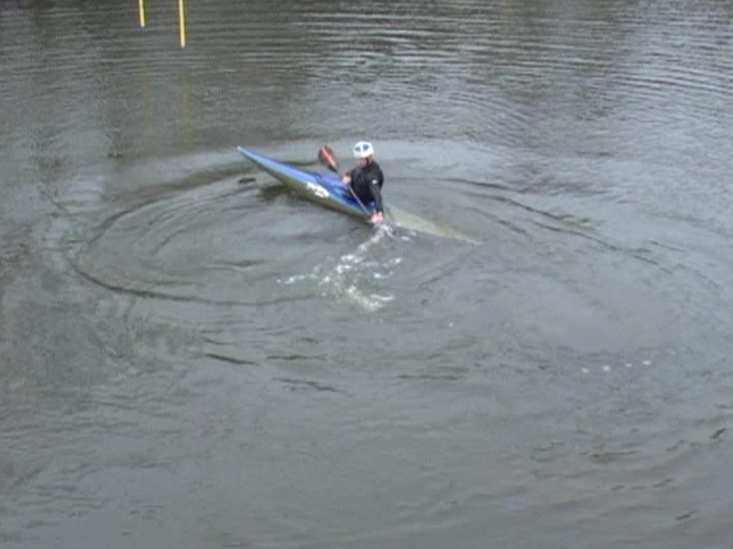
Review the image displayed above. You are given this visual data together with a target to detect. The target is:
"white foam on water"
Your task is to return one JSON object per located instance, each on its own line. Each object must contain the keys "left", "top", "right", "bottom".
{"left": 320, "top": 227, "right": 398, "bottom": 311}
{"left": 278, "top": 273, "right": 317, "bottom": 285}
{"left": 276, "top": 225, "right": 400, "bottom": 311}
{"left": 342, "top": 286, "right": 396, "bottom": 312}
{"left": 642, "top": 360, "right": 652, "bottom": 366}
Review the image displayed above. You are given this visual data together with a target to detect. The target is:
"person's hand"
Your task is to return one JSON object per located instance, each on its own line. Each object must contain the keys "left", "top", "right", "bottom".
{"left": 341, "top": 175, "right": 351, "bottom": 186}
{"left": 370, "top": 212, "right": 384, "bottom": 225}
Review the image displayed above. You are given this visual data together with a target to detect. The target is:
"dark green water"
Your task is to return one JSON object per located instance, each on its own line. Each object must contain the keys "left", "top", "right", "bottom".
{"left": 2, "top": 1, "right": 733, "bottom": 548}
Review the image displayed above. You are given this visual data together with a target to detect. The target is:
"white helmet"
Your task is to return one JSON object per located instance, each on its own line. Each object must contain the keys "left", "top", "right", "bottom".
{"left": 352, "top": 141, "right": 374, "bottom": 159}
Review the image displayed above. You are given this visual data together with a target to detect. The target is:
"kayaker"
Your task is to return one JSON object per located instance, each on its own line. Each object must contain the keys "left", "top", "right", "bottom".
{"left": 341, "top": 141, "right": 385, "bottom": 225}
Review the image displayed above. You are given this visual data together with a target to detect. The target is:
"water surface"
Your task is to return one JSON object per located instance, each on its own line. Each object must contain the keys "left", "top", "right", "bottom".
{"left": 2, "top": 1, "right": 733, "bottom": 548}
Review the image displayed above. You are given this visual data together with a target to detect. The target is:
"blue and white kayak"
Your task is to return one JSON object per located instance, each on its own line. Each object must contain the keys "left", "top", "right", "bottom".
{"left": 237, "top": 146, "right": 374, "bottom": 220}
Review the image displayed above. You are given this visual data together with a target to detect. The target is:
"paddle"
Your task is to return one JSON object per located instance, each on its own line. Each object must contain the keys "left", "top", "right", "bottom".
{"left": 317, "top": 145, "right": 372, "bottom": 218}
{"left": 318, "top": 145, "right": 340, "bottom": 174}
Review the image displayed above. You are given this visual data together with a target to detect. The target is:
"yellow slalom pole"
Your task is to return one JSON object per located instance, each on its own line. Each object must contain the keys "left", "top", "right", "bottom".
{"left": 138, "top": 0, "right": 145, "bottom": 28}
{"left": 178, "top": 0, "right": 187, "bottom": 48}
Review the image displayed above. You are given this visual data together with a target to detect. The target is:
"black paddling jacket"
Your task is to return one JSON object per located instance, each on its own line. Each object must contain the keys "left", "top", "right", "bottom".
{"left": 348, "top": 160, "right": 384, "bottom": 214}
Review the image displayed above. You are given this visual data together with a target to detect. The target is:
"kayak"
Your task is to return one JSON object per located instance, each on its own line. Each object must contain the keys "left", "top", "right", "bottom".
{"left": 237, "top": 146, "right": 374, "bottom": 220}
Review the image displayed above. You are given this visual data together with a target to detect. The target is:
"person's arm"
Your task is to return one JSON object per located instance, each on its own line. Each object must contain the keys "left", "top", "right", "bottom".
{"left": 369, "top": 178, "right": 384, "bottom": 214}
{"left": 341, "top": 168, "right": 353, "bottom": 186}
{"left": 367, "top": 176, "right": 383, "bottom": 223}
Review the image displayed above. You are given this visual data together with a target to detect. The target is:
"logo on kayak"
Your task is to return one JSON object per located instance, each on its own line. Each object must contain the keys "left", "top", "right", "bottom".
{"left": 306, "top": 182, "right": 330, "bottom": 199}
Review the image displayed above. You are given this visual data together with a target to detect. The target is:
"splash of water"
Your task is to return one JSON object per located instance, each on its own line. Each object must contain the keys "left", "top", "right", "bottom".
{"left": 278, "top": 225, "right": 399, "bottom": 312}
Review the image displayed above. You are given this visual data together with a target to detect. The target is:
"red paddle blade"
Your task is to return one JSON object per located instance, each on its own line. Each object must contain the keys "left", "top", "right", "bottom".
{"left": 318, "top": 145, "right": 339, "bottom": 172}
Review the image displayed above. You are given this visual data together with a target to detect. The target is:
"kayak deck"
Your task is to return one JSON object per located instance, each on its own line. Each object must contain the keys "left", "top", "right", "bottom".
{"left": 237, "top": 146, "right": 374, "bottom": 220}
